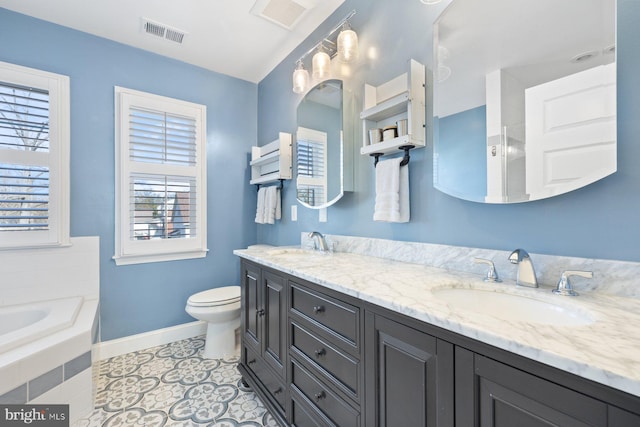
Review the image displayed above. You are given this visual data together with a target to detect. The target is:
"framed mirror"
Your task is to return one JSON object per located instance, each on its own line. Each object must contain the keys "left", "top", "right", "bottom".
{"left": 296, "top": 79, "right": 346, "bottom": 209}
{"left": 433, "top": 0, "right": 616, "bottom": 203}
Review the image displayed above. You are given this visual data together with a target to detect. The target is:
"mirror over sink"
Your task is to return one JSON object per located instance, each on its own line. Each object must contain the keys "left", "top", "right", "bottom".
{"left": 432, "top": 0, "right": 616, "bottom": 203}
{"left": 296, "top": 79, "right": 348, "bottom": 209}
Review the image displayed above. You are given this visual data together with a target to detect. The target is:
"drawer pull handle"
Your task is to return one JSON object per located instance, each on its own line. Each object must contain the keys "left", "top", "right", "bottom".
{"left": 314, "top": 391, "right": 326, "bottom": 401}
{"left": 314, "top": 348, "right": 326, "bottom": 358}
{"left": 273, "top": 387, "right": 283, "bottom": 395}
{"left": 257, "top": 309, "right": 265, "bottom": 316}
{"left": 248, "top": 359, "right": 256, "bottom": 365}
{"left": 313, "top": 305, "right": 325, "bottom": 314}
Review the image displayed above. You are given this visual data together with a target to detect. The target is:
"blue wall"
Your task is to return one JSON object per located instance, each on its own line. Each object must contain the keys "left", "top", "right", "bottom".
{"left": 435, "top": 106, "right": 487, "bottom": 201}
{"left": 0, "top": 8, "right": 258, "bottom": 341}
{"left": 257, "top": 0, "right": 640, "bottom": 263}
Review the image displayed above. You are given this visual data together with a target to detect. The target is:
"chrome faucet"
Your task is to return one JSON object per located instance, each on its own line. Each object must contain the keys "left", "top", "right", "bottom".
{"left": 508, "top": 249, "right": 538, "bottom": 288}
{"left": 308, "top": 231, "right": 329, "bottom": 252}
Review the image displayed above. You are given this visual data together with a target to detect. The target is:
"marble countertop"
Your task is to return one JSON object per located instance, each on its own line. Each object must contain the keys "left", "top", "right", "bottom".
{"left": 234, "top": 245, "right": 640, "bottom": 398}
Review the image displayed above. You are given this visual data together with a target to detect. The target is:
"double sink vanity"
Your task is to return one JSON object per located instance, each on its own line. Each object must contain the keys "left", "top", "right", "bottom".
{"left": 234, "top": 234, "right": 640, "bottom": 427}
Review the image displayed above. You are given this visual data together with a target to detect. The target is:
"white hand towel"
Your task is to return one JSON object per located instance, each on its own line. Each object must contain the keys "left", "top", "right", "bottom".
{"left": 373, "top": 157, "right": 410, "bottom": 223}
{"left": 265, "top": 186, "right": 278, "bottom": 224}
{"left": 275, "top": 188, "right": 281, "bottom": 220}
{"left": 255, "top": 187, "right": 266, "bottom": 224}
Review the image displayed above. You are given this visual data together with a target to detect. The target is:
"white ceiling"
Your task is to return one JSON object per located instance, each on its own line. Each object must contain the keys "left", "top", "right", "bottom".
{"left": 434, "top": 0, "right": 616, "bottom": 117}
{"left": 0, "top": 0, "right": 345, "bottom": 83}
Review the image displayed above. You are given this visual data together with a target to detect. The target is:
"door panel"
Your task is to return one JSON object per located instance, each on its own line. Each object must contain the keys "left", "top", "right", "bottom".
{"left": 263, "top": 270, "right": 287, "bottom": 378}
{"left": 242, "top": 262, "right": 260, "bottom": 352}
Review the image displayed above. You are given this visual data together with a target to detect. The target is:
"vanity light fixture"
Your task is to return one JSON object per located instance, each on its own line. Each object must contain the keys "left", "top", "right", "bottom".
{"left": 291, "top": 10, "right": 357, "bottom": 94}
{"left": 292, "top": 60, "right": 310, "bottom": 94}
{"left": 420, "top": 0, "right": 442, "bottom": 4}
{"left": 312, "top": 44, "right": 331, "bottom": 80}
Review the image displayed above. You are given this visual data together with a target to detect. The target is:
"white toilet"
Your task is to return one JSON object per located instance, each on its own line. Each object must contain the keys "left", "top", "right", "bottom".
{"left": 185, "top": 286, "right": 241, "bottom": 359}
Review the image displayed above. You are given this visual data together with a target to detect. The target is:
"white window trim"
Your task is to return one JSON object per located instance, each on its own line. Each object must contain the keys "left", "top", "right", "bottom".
{"left": 113, "top": 86, "right": 207, "bottom": 265}
{"left": 0, "top": 61, "right": 70, "bottom": 250}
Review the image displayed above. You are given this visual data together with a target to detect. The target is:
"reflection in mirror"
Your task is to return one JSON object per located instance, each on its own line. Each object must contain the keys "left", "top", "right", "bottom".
{"left": 296, "top": 79, "right": 345, "bottom": 209}
{"left": 433, "top": 0, "right": 616, "bottom": 203}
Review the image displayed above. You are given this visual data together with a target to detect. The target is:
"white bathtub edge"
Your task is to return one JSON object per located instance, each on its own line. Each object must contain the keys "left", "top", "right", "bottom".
{"left": 0, "top": 298, "right": 98, "bottom": 397}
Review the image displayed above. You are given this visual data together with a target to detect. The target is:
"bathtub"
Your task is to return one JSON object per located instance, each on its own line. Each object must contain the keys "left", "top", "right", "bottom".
{"left": 0, "top": 296, "right": 98, "bottom": 422}
{"left": 0, "top": 297, "right": 83, "bottom": 354}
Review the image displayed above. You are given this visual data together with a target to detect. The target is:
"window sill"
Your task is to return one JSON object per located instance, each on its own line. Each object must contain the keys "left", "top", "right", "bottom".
{"left": 113, "top": 249, "right": 208, "bottom": 266}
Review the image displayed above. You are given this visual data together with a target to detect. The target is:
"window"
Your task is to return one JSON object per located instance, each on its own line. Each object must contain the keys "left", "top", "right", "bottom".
{"left": 114, "top": 87, "right": 207, "bottom": 265}
{"left": 296, "top": 127, "right": 327, "bottom": 206}
{"left": 0, "top": 61, "right": 70, "bottom": 249}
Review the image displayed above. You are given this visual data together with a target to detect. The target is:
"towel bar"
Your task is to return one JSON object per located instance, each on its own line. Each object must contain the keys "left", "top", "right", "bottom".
{"left": 371, "top": 145, "right": 414, "bottom": 167}
{"left": 256, "top": 179, "right": 284, "bottom": 192}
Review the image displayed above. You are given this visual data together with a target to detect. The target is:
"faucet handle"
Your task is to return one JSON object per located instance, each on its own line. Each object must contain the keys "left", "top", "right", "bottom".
{"left": 474, "top": 258, "right": 502, "bottom": 283}
{"left": 552, "top": 270, "right": 593, "bottom": 296}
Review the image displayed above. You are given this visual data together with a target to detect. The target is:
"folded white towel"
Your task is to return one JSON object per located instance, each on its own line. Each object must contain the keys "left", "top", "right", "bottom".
{"left": 255, "top": 187, "right": 266, "bottom": 224}
{"left": 275, "top": 188, "right": 281, "bottom": 220}
{"left": 373, "top": 157, "right": 410, "bottom": 223}
{"left": 265, "top": 186, "right": 278, "bottom": 224}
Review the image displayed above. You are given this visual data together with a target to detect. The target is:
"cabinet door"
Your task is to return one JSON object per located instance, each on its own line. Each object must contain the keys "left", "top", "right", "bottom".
{"left": 241, "top": 261, "right": 261, "bottom": 354}
{"left": 456, "top": 347, "right": 607, "bottom": 427}
{"left": 365, "top": 312, "right": 451, "bottom": 427}
{"left": 609, "top": 406, "right": 640, "bottom": 427}
{"left": 263, "top": 270, "right": 287, "bottom": 379}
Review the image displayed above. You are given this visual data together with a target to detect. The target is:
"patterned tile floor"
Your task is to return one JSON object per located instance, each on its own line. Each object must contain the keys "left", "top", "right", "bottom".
{"left": 74, "top": 336, "right": 280, "bottom": 427}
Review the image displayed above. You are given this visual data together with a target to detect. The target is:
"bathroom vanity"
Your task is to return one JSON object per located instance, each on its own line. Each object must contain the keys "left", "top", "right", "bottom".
{"left": 235, "top": 241, "right": 640, "bottom": 426}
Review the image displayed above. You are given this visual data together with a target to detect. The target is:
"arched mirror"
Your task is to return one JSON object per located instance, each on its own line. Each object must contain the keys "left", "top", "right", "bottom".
{"left": 296, "top": 79, "right": 346, "bottom": 209}
{"left": 433, "top": 0, "right": 616, "bottom": 203}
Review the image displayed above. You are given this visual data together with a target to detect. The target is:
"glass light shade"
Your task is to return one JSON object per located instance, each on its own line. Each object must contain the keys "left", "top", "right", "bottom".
{"left": 312, "top": 49, "right": 331, "bottom": 80}
{"left": 337, "top": 25, "right": 359, "bottom": 63}
{"left": 292, "top": 62, "right": 310, "bottom": 94}
{"left": 421, "top": 0, "right": 442, "bottom": 4}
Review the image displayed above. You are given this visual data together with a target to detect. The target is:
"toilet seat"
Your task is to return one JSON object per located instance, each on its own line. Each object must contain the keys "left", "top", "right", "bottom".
{"left": 187, "top": 286, "right": 241, "bottom": 307}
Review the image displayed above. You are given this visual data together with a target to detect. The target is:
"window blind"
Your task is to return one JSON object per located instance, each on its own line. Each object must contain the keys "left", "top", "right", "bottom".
{"left": 129, "top": 107, "right": 196, "bottom": 166}
{"left": 297, "top": 139, "right": 325, "bottom": 179}
{"left": 0, "top": 82, "right": 50, "bottom": 232}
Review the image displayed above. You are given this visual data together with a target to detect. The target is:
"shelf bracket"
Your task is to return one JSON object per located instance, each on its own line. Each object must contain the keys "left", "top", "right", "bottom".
{"left": 371, "top": 145, "right": 415, "bottom": 168}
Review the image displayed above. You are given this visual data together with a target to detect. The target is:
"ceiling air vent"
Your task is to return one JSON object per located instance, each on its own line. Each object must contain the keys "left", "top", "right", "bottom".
{"left": 250, "top": 0, "right": 315, "bottom": 30}
{"left": 142, "top": 18, "right": 187, "bottom": 44}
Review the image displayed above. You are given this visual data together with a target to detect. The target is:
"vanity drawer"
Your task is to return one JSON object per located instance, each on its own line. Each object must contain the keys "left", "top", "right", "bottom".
{"left": 243, "top": 345, "right": 286, "bottom": 411}
{"left": 290, "top": 282, "right": 359, "bottom": 347}
{"left": 291, "top": 396, "right": 324, "bottom": 427}
{"left": 291, "top": 321, "right": 359, "bottom": 399}
{"left": 291, "top": 358, "right": 360, "bottom": 427}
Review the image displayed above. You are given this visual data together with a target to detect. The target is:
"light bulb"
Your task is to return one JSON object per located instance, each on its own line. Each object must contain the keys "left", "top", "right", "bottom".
{"left": 312, "top": 46, "right": 331, "bottom": 80}
{"left": 292, "top": 61, "right": 309, "bottom": 94}
{"left": 337, "top": 23, "right": 358, "bottom": 63}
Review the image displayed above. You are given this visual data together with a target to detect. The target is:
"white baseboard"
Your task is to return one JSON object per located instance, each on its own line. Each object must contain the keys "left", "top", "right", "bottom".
{"left": 94, "top": 321, "right": 207, "bottom": 361}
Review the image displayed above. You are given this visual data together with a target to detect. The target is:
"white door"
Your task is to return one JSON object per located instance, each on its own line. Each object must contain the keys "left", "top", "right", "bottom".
{"left": 525, "top": 63, "right": 616, "bottom": 200}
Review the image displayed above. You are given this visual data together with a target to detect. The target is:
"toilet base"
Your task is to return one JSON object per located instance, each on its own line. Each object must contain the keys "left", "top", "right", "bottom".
{"left": 202, "top": 317, "right": 240, "bottom": 359}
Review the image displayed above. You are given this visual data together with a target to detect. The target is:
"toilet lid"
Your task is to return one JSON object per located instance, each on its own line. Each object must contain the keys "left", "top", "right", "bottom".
{"left": 188, "top": 286, "right": 241, "bottom": 307}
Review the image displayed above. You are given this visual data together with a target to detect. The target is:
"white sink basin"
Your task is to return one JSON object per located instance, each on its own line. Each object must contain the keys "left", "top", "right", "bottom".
{"left": 265, "top": 247, "right": 321, "bottom": 256}
{"left": 432, "top": 288, "right": 594, "bottom": 326}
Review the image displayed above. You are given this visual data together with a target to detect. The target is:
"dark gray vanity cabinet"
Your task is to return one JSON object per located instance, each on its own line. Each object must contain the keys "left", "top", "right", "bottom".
{"left": 237, "top": 259, "right": 640, "bottom": 427}
{"left": 238, "top": 260, "right": 288, "bottom": 426}
{"left": 364, "top": 310, "right": 454, "bottom": 427}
